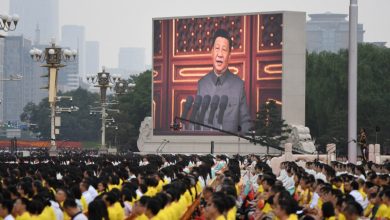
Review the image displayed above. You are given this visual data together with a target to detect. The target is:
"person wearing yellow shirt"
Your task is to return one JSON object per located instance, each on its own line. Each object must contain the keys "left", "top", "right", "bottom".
{"left": 103, "top": 192, "right": 125, "bottom": 220}
{"left": 108, "top": 175, "right": 121, "bottom": 191}
{"left": 322, "top": 202, "right": 337, "bottom": 220}
{"left": 156, "top": 179, "right": 164, "bottom": 193}
{"left": 22, "top": 199, "right": 44, "bottom": 220}
{"left": 204, "top": 192, "right": 227, "bottom": 220}
{"left": 144, "top": 186, "right": 158, "bottom": 197}
{"left": 273, "top": 191, "right": 299, "bottom": 220}
{"left": 88, "top": 199, "right": 110, "bottom": 220}
{"left": 13, "top": 198, "right": 30, "bottom": 220}
{"left": 97, "top": 181, "right": 108, "bottom": 195}
{"left": 145, "top": 198, "right": 163, "bottom": 219}
{"left": 381, "top": 189, "right": 390, "bottom": 219}
{"left": 298, "top": 176, "right": 312, "bottom": 207}
{"left": 369, "top": 190, "right": 389, "bottom": 219}
{"left": 39, "top": 205, "right": 56, "bottom": 220}
{"left": 152, "top": 193, "right": 172, "bottom": 220}
{"left": 128, "top": 196, "right": 150, "bottom": 220}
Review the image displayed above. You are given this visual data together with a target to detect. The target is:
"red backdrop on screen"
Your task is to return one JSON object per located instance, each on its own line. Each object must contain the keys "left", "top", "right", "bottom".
{"left": 153, "top": 13, "right": 283, "bottom": 135}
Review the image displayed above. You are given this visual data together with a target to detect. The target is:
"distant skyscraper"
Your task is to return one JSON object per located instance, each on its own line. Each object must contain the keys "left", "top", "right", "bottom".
{"left": 118, "top": 47, "right": 146, "bottom": 76}
{"left": 9, "top": 0, "right": 59, "bottom": 44}
{"left": 85, "top": 41, "right": 100, "bottom": 75}
{"left": 306, "top": 12, "right": 364, "bottom": 53}
{"left": 58, "top": 54, "right": 79, "bottom": 92}
{"left": 3, "top": 36, "right": 35, "bottom": 123}
{"left": 61, "top": 25, "right": 85, "bottom": 77}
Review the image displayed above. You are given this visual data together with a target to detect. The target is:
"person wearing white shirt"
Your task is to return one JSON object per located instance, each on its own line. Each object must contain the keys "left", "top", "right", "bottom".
{"left": 349, "top": 181, "right": 368, "bottom": 209}
{"left": 309, "top": 191, "right": 320, "bottom": 209}
{"left": 0, "top": 200, "right": 15, "bottom": 220}
{"left": 304, "top": 162, "right": 316, "bottom": 176}
{"left": 283, "top": 169, "right": 295, "bottom": 195}
{"left": 63, "top": 199, "right": 88, "bottom": 220}
{"left": 3, "top": 215, "right": 14, "bottom": 220}
{"left": 139, "top": 157, "right": 149, "bottom": 166}
{"left": 315, "top": 172, "right": 327, "bottom": 183}
{"left": 50, "top": 200, "right": 64, "bottom": 220}
{"left": 88, "top": 185, "right": 98, "bottom": 200}
{"left": 80, "top": 182, "right": 93, "bottom": 205}
{"left": 277, "top": 162, "right": 289, "bottom": 182}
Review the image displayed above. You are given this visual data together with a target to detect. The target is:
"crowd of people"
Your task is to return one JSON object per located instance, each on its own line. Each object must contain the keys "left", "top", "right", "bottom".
{"left": 0, "top": 152, "right": 389, "bottom": 220}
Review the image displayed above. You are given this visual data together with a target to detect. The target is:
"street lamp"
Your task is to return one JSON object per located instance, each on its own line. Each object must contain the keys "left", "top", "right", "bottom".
{"left": 86, "top": 67, "right": 121, "bottom": 153}
{"left": 29, "top": 39, "right": 77, "bottom": 156}
{"left": 0, "top": 14, "right": 19, "bottom": 32}
{"left": 114, "top": 80, "right": 135, "bottom": 95}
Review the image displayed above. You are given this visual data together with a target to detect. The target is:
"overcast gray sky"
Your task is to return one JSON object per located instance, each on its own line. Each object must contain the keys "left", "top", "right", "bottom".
{"left": 1, "top": 0, "right": 389, "bottom": 68}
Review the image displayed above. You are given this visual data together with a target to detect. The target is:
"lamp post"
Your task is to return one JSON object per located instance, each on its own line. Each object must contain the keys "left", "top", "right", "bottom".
{"left": 0, "top": 13, "right": 19, "bottom": 33}
{"left": 29, "top": 40, "right": 77, "bottom": 156}
{"left": 348, "top": 0, "right": 358, "bottom": 164}
{"left": 114, "top": 80, "right": 135, "bottom": 95}
{"left": 86, "top": 67, "right": 121, "bottom": 154}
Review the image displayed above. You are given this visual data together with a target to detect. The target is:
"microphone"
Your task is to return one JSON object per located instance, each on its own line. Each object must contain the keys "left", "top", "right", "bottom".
{"left": 207, "top": 95, "right": 220, "bottom": 125}
{"left": 181, "top": 96, "right": 194, "bottom": 119}
{"left": 195, "top": 95, "right": 211, "bottom": 129}
{"left": 189, "top": 95, "right": 202, "bottom": 122}
{"left": 217, "top": 95, "right": 228, "bottom": 125}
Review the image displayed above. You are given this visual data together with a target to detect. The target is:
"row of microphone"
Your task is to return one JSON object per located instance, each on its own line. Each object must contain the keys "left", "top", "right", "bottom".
{"left": 181, "top": 95, "right": 229, "bottom": 127}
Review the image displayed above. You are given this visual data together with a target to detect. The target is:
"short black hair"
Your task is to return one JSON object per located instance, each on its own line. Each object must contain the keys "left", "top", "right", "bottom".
{"left": 146, "top": 198, "right": 162, "bottom": 216}
{"left": 0, "top": 199, "right": 14, "bottom": 214}
{"left": 139, "top": 196, "right": 151, "bottom": 207}
{"left": 322, "top": 202, "right": 335, "bottom": 218}
{"left": 212, "top": 29, "right": 232, "bottom": 51}
{"left": 351, "top": 181, "right": 359, "bottom": 190}
{"left": 343, "top": 201, "right": 363, "bottom": 216}
{"left": 277, "top": 190, "right": 298, "bottom": 215}
{"left": 63, "top": 198, "right": 78, "bottom": 209}
{"left": 211, "top": 192, "right": 226, "bottom": 214}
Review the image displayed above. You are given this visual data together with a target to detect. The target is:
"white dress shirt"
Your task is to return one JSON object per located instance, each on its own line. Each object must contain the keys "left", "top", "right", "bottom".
{"left": 88, "top": 185, "right": 98, "bottom": 200}
{"left": 4, "top": 214, "right": 15, "bottom": 220}
{"left": 82, "top": 190, "right": 93, "bottom": 205}
{"left": 350, "top": 190, "right": 368, "bottom": 209}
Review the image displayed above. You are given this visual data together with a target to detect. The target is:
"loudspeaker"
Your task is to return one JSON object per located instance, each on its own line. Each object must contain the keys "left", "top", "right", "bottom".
{"left": 375, "top": 126, "right": 380, "bottom": 132}
{"left": 211, "top": 141, "right": 214, "bottom": 154}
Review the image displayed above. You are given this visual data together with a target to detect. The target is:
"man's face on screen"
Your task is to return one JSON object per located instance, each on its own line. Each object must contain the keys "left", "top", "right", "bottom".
{"left": 212, "top": 36, "right": 230, "bottom": 75}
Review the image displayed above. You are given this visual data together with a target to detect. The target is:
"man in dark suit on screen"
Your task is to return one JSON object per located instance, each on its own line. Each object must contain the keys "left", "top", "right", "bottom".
{"left": 196, "top": 29, "right": 252, "bottom": 134}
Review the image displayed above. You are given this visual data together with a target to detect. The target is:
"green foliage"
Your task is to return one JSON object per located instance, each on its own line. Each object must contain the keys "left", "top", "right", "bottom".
{"left": 306, "top": 43, "right": 390, "bottom": 155}
{"left": 254, "top": 100, "right": 290, "bottom": 153}
{"left": 20, "top": 88, "right": 100, "bottom": 141}
{"left": 106, "top": 70, "right": 152, "bottom": 151}
{"left": 20, "top": 70, "right": 151, "bottom": 151}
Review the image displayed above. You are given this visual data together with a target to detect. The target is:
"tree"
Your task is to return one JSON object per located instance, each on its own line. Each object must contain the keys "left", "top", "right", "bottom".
{"left": 254, "top": 100, "right": 290, "bottom": 153}
{"left": 20, "top": 88, "right": 100, "bottom": 141}
{"left": 107, "top": 70, "right": 151, "bottom": 151}
{"left": 306, "top": 43, "right": 390, "bottom": 155}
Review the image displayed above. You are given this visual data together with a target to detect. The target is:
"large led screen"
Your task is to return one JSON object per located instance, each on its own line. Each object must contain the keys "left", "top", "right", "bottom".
{"left": 153, "top": 13, "right": 283, "bottom": 135}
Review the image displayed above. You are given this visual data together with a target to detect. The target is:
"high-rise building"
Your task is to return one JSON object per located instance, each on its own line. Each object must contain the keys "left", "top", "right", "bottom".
{"left": 306, "top": 12, "right": 365, "bottom": 53}
{"left": 118, "top": 47, "right": 146, "bottom": 77}
{"left": 85, "top": 41, "right": 99, "bottom": 75}
{"left": 61, "top": 25, "right": 85, "bottom": 77}
{"left": 3, "top": 36, "right": 34, "bottom": 123}
{"left": 58, "top": 54, "right": 79, "bottom": 92}
{"left": 9, "top": 0, "right": 59, "bottom": 44}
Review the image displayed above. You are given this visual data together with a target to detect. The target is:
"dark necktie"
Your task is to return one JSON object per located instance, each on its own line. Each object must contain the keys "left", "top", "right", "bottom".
{"left": 216, "top": 77, "right": 222, "bottom": 86}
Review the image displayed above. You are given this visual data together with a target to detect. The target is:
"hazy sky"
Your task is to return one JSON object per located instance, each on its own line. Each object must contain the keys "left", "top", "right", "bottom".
{"left": 1, "top": 0, "right": 389, "bottom": 68}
